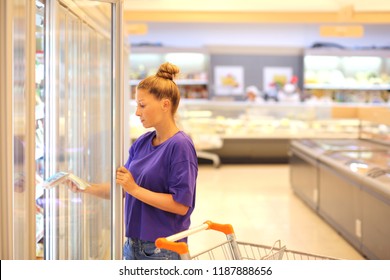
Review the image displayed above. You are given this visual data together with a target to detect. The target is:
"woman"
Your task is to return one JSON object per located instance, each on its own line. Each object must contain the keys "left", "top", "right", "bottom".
{"left": 118, "top": 62, "right": 198, "bottom": 260}
{"left": 72, "top": 62, "right": 197, "bottom": 260}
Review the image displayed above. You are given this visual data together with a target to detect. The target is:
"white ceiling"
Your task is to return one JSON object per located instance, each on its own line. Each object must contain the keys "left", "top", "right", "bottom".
{"left": 123, "top": 0, "right": 390, "bottom": 12}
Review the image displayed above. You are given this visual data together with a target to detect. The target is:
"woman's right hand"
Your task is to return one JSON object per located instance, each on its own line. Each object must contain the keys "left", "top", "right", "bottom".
{"left": 67, "top": 180, "right": 85, "bottom": 193}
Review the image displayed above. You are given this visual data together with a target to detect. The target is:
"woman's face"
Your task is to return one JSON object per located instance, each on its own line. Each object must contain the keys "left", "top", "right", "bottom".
{"left": 135, "top": 88, "right": 165, "bottom": 128}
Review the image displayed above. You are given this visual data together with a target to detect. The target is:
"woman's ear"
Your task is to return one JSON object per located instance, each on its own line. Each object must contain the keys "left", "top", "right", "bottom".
{"left": 161, "top": 98, "right": 171, "bottom": 112}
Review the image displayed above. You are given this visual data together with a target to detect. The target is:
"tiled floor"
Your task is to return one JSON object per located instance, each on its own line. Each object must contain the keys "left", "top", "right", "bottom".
{"left": 188, "top": 164, "right": 365, "bottom": 260}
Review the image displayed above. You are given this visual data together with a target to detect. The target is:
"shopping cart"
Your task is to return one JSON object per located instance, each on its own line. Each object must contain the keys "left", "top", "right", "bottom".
{"left": 155, "top": 220, "right": 337, "bottom": 260}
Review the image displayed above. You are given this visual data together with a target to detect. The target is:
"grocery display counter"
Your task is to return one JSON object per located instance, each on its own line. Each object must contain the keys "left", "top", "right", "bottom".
{"left": 290, "top": 138, "right": 390, "bottom": 259}
{"left": 130, "top": 100, "right": 362, "bottom": 163}
{"left": 290, "top": 139, "right": 386, "bottom": 210}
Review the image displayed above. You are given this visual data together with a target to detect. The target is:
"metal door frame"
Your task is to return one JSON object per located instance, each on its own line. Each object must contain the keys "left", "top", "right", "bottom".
{"left": 0, "top": 0, "right": 14, "bottom": 260}
{"left": 111, "top": 0, "right": 125, "bottom": 260}
{"left": 0, "top": 0, "right": 37, "bottom": 260}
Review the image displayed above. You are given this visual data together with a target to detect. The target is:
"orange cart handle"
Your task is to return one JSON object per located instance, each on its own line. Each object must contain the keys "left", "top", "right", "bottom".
{"left": 204, "top": 220, "right": 235, "bottom": 235}
{"left": 163, "top": 221, "right": 235, "bottom": 242}
{"left": 155, "top": 238, "right": 189, "bottom": 255}
{"left": 155, "top": 220, "right": 235, "bottom": 254}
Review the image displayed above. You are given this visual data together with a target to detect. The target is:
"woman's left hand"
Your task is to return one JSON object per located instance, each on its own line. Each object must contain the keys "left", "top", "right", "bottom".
{"left": 116, "top": 166, "right": 138, "bottom": 195}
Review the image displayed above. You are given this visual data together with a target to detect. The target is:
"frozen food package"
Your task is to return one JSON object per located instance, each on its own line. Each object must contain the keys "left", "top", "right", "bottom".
{"left": 42, "top": 171, "right": 69, "bottom": 188}
{"left": 67, "top": 173, "right": 91, "bottom": 190}
{"left": 42, "top": 171, "right": 90, "bottom": 190}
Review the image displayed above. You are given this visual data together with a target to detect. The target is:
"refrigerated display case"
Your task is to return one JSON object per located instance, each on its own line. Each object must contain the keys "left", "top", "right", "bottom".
{"left": 129, "top": 47, "right": 209, "bottom": 99}
{"left": 130, "top": 100, "right": 360, "bottom": 163}
{"left": 289, "top": 138, "right": 388, "bottom": 211}
{"left": 41, "top": 0, "right": 123, "bottom": 260}
{"left": 289, "top": 118, "right": 390, "bottom": 260}
{"left": 303, "top": 48, "right": 390, "bottom": 103}
{"left": 360, "top": 121, "right": 390, "bottom": 144}
{"left": 317, "top": 153, "right": 364, "bottom": 253}
{"left": 0, "top": 0, "right": 126, "bottom": 260}
{"left": 291, "top": 138, "right": 387, "bottom": 159}
{"left": 318, "top": 150, "right": 390, "bottom": 259}
{"left": 361, "top": 167, "right": 390, "bottom": 260}
{"left": 179, "top": 102, "right": 360, "bottom": 139}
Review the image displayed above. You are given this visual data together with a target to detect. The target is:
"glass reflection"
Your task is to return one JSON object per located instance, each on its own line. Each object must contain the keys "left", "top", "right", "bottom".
{"left": 348, "top": 162, "right": 369, "bottom": 174}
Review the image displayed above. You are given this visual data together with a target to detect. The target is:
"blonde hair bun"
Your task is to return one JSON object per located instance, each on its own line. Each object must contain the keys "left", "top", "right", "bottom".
{"left": 156, "top": 62, "right": 180, "bottom": 81}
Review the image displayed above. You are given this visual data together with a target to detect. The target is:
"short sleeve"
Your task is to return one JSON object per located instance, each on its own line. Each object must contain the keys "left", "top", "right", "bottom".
{"left": 167, "top": 135, "right": 198, "bottom": 207}
{"left": 169, "top": 160, "right": 197, "bottom": 207}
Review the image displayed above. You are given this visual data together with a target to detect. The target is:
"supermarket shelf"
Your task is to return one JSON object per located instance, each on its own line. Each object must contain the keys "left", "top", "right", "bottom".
{"left": 130, "top": 79, "right": 208, "bottom": 86}
{"left": 305, "top": 84, "right": 390, "bottom": 91}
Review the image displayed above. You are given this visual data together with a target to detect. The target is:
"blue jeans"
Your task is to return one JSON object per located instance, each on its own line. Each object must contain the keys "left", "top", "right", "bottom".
{"left": 123, "top": 238, "right": 180, "bottom": 260}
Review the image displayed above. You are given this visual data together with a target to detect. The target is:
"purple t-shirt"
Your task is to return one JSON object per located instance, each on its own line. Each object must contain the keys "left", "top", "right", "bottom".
{"left": 124, "top": 130, "right": 198, "bottom": 242}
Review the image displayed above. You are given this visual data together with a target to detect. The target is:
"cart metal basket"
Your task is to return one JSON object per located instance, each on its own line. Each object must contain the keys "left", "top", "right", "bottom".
{"left": 155, "top": 221, "right": 337, "bottom": 260}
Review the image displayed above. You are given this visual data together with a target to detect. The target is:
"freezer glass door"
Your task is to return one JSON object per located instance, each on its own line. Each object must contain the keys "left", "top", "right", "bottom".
{"left": 43, "top": 0, "right": 122, "bottom": 260}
